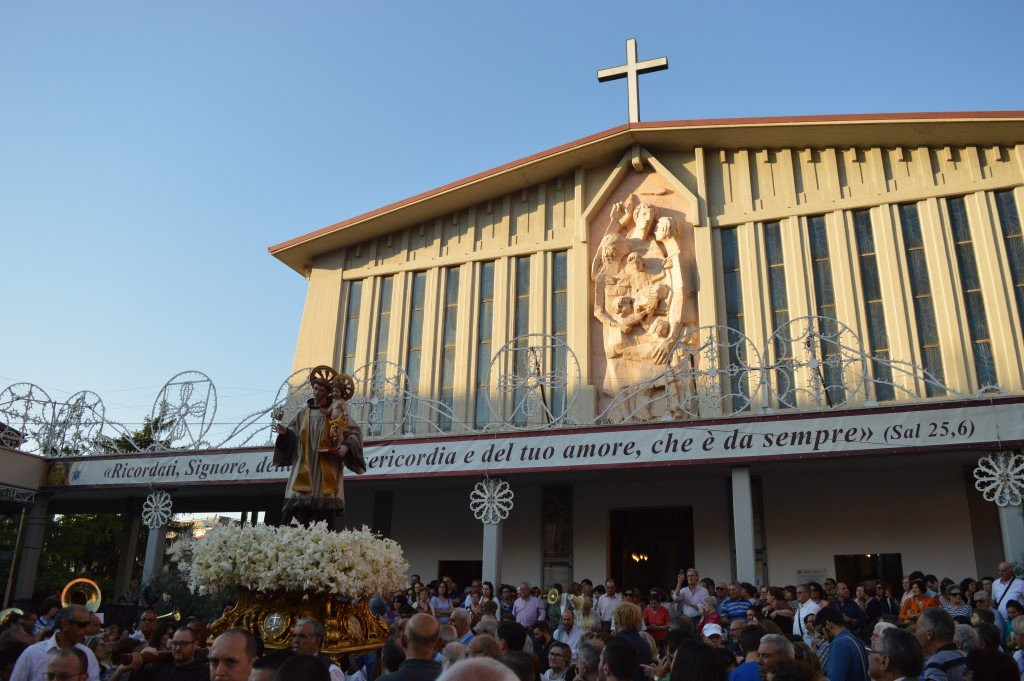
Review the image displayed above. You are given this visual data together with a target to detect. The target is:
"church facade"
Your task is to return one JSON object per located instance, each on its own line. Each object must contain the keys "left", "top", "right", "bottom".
{"left": 269, "top": 112, "right": 1024, "bottom": 591}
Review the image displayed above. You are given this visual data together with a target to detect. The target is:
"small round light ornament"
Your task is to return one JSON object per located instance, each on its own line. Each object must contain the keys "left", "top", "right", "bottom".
{"left": 974, "top": 451, "right": 1024, "bottom": 507}
{"left": 470, "top": 476, "right": 514, "bottom": 524}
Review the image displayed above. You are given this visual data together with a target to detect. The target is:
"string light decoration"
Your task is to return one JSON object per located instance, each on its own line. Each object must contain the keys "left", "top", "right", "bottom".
{"left": 470, "top": 477, "right": 514, "bottom": 524}
{"left": 0, "top": 318, "right": 997, "bottom": 457}
{"left": 142, "top": 490, "right": 174, "bottom": 530}
{"left": 974, "top": 452, "right": 1024, "bottom": 507}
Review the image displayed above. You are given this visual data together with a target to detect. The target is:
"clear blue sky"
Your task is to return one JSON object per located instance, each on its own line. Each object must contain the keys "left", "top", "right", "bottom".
{"left": 3, "top": 0, "right": 1022, "bottom": 440}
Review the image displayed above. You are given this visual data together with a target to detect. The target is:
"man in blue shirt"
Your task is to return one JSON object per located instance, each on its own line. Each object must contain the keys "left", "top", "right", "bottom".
{"left": 719, "top": 583, "right": 754, "bottom": 624}
{"left": 834, "top": 582, "right": 866, "bottom": 634}
{"left": 916, "top": 607, "right": 967, "bottom": 681}
{"left": 815, "top": 608, "right": 869, "bottom": 681}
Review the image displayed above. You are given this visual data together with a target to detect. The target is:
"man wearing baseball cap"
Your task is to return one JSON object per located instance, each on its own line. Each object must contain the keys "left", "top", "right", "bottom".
{"left": 702, "top": 623, "right": 725, "bottom": 647}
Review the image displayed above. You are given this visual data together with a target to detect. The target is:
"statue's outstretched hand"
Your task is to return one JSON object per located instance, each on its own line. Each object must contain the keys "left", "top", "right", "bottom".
{"left": 610, "top": 201, "right": 626, "bottom": 223}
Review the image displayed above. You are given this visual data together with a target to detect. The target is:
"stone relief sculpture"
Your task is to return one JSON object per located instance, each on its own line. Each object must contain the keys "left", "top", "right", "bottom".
{"left": 591, "top": 189, "right": 699, "bottom": 421}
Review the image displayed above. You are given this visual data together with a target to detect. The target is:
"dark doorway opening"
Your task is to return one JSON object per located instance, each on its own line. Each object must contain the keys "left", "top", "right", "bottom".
{"left": 437, "top": 560, "right": 482, "bottom": 591}
{"left": 834, "top": 553, "right": 903, "bottom": 591}
{"left": 609, "top": 507, "right": 694, "bottom": 594}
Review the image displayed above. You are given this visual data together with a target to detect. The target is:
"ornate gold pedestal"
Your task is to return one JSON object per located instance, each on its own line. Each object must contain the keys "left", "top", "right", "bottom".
{"left": 209, "top": 587, "right": 389, "bottom": 663}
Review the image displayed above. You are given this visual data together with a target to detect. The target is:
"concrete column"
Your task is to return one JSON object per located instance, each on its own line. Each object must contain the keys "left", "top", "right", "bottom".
{"left": 998, "top": 505, "right": 1024, "bottom": 565}
{"left": 482, "top": 522, "right": 502, "bottom": 589}
{"left": 731, "top": 467, "right": 756, "bottom": 583}
{"left": 114, "top": 511, "right": 142, "bottom": 598}
{"left": 13, "top": 496, "right": 49, "bottom": 601}
{"left": 141, "top": 525, "right": 167, "bottom": 586}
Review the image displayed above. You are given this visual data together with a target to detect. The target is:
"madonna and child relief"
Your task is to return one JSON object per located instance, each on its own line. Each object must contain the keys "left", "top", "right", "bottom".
{"left": 588, "top": 171, "right": 699, "bottom": 420}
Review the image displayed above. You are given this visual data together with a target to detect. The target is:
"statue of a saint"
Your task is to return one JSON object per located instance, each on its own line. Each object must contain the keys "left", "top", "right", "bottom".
{"left": 272, "top": 368, "right": 366, "bottom": 526}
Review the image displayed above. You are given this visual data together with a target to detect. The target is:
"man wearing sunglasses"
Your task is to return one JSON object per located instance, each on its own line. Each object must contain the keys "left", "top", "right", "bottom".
{"left": 10, "top": 605, "right": 100, "bottom": 681}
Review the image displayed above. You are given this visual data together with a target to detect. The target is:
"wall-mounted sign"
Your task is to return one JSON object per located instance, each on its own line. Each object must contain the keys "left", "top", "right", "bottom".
{"left": 56, "top": 398, "right": 1023, "bottom": 489}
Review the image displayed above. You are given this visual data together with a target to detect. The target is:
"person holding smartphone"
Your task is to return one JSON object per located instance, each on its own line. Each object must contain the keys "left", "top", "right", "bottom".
{"left": 673, "top": 568, "right": 708, "bottom": 620}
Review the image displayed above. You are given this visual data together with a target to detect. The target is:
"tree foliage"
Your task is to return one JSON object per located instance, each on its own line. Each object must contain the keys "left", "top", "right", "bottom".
{"left": 35, "top": 513, "right": 130, "bottom": 598}
{"left": 98, "top": 411, "right": 176, "bottom": 453}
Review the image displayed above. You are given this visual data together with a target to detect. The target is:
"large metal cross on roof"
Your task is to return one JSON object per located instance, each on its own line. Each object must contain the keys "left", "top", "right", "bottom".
{"left": 597, "top": 38, "right": 668, "bottom": 124}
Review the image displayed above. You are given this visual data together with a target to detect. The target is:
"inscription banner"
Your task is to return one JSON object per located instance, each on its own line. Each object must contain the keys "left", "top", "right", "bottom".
{"left": 62, "top": 400, "right": 1024, "bottom": 488}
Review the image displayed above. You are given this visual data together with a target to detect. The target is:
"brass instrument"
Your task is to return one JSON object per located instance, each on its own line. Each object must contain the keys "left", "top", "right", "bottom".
{"left": 156, "top": 607, "right": 181, "bottom": 622}
{"left": 0, "top": 608, "right": 23, "bottom": 627}
{"left": 60, "top": 578, "right": 101, "bottom": 613}
{"left": 547, "top": 587, "right": 560, "bottom": 605}
{"left": 121, "top": 646, "right": 207, "bottom": 666}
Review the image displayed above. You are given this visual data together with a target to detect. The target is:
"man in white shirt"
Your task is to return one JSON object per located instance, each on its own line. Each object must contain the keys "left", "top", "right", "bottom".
{"left": 673, "top": 568, "right": 708, "bottom": 619}
{"left": 553, "top": 608, "right": 583, "bottom": 663}
{"left": 596, "top": 580, "right": 622, "bottom": 632}
{"left": 791, "top": 584, "right": 821, "bottom": 647}
{"left": 992, "top": 561, "right": 1024, "bottom": 620}
{"left": 10, "top": 605, "right": 100, "bottom": 681}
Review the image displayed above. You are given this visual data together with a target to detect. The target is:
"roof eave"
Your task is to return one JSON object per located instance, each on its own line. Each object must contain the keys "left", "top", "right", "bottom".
{"left": 269, "top": 111, "right": 1024, "bottom": 275}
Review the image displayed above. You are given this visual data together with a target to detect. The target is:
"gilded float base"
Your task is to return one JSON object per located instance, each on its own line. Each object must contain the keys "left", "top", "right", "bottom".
{"left": 208, "top": 587, "right": 389, "bottom": 663}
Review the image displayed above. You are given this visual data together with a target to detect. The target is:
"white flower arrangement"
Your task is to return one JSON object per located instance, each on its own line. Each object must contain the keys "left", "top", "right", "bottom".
{"left": 178, "top": 522, "right": 408, "bottom": 597}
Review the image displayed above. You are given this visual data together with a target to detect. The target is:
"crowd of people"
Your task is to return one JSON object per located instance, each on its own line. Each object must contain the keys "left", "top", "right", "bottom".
{"left": 4, "top": 560, "right": 1024, "bottom": 681}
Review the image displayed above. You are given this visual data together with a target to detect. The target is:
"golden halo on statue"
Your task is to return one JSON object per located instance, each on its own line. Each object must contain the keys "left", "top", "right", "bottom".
{"left": 336, "top": 373, "right": 355, "bottom": 401}
{"left": 309, "top": 365, "right": 339, "bottom": 386}
{"left": 309, "top": 365, "right": 355, "bottom": 400}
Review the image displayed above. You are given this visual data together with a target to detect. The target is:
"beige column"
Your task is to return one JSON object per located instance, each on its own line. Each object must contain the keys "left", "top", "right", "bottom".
{"left": 826, "top": 209, "right": 870, "bottom": 396}
{"left": 736, "top": 221, "right": 767, "bottom": 411}
{"left": 568, "top": 167, "right": 595, "bottom": 422}
{"left": 968, "top": 191, "right": 1024, "bottom": 390}
{"left": 920, "top": 197, "right": 970, "bottom": 392}
{"left": 731, "top": 468, "right": 756, "bottom": 583}
{"left": 874, "top": 204, "right": 918, "bottom": 396}
{"left": 141, "top": 523, "right": 167, "bottom": 587}
{"left": 482, "top": 521, "right": 503, "bottom": 592}
{"left": 998, "top": 506, "right": 1024, "bottom": 569}
{"left": 291, "top": 251, "right": 345, "bottom": 373}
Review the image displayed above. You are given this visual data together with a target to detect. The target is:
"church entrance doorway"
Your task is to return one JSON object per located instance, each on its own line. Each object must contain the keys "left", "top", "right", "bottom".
{"left": 834, "top": 553, "right": 903, "bottom": 592}
{"left": 609, "top": 507, "right": 694, "bottom": 595}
